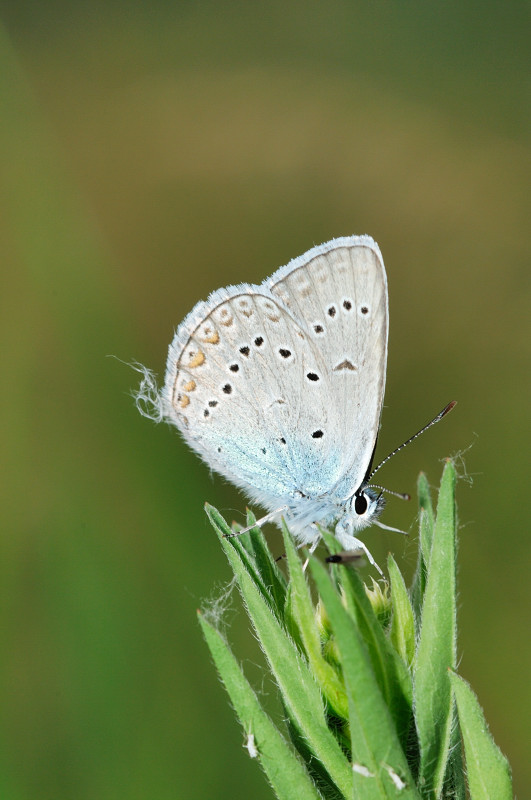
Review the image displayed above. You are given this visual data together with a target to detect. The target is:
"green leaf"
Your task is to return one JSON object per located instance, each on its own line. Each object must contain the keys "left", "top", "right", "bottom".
{"left": 206, "top": 505, "right": 283, "bottom": 618}
{"left": 198, "top": 613, "right": 322, "bottom": 800}
{"left": 410, "top": 473, "right": 435, "bottom": 625}
{"left": 450, "top": 671, "right": 513, "bottom": 800}
{"left": 242, "top": 509, "right": 288, "bottom": 612}
{"left": 417, "top": 472, "right": 435, "bottom": 567}
{"left": 282, "top": 582, "right": 306, "bottom": 655}
{"left": 310, "top": 558, "right": 420, "bottom": 800}
{"left": 280, "top": 521, "right": 349, "bottom": 720}
{"left": 206, "top": 506, "right": 353, "bottom": 799}
{"left": 414, "top": 461, "right": 457, "bottom": 798}
{"left": 320, "top": 530, "right": 412, "bottom": 741}
{"left": 388, "top": 555, "right": 415, "bottom": 668}
{"left": 445, "top": 702, "right": 467, "bottom": 800}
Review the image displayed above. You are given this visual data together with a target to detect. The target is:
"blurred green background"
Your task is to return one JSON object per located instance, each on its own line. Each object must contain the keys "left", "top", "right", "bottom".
{"left": 1, "top": 2, "right": 529, "bottom": 798}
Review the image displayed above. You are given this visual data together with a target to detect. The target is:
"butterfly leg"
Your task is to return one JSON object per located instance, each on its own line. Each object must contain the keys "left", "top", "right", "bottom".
{"left": 224, "top": 506, "right": 289, "bottom": 538}
{"left": 301, "top": 535, "right": 321, "bottom": 572}
{"left": 329, "top": 537, "right": 383, "bottom": 576}
{"left": 273, "top": 526, "right": 320, "bottom": 567}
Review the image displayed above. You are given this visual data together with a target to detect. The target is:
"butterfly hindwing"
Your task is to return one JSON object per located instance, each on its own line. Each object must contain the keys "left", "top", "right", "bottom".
{"left": 164, "top": 286, "right": 332, "bottom": 500}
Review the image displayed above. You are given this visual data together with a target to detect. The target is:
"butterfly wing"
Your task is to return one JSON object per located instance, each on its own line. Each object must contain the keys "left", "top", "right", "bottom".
{"left": 161, "top": 235, "right": 387, "bottom": 512}
{"left": 268, "top": 235, "right": 388, "bottom": 500}
{"left": 162, "top": 282, "right": 337, "bottom": 505}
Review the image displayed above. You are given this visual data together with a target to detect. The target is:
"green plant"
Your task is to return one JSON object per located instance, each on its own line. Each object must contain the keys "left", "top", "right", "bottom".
{"left": 198, "top": 461, "right": 513, "bottom": 799}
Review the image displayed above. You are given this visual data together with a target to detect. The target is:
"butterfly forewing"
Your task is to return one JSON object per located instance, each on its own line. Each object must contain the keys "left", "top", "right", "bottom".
{"left": 268, "top": 238, "right": 388, "bottom": 499}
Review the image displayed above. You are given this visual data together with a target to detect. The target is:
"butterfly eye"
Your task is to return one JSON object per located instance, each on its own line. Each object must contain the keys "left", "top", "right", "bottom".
{"left": 354, "top": 493, "right": 368, "bottom": 515}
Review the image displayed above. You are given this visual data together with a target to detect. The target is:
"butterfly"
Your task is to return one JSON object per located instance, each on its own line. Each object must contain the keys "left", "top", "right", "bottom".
{"left": 136, "top": 236, "right": 454, "bottom": 569}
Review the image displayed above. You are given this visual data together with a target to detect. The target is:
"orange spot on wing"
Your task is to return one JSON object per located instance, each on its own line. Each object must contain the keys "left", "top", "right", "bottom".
{"left": 188, "top": 351, "right": 205, "bottom": 368}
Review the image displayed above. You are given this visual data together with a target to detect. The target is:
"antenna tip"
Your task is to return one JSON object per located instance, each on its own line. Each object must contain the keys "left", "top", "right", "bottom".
{"left": 443, "top": 400, "right": 457, "bottom": 416}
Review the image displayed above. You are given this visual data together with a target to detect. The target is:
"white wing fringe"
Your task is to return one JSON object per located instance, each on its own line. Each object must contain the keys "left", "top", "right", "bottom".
{"left": 131, "top": 363, "right": 165, "bottom": 423}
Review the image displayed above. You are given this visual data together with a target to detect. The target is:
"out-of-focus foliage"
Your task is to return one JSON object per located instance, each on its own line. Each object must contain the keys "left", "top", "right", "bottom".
{"left": 0, "top": 3, "right": 529, "bottom": 798}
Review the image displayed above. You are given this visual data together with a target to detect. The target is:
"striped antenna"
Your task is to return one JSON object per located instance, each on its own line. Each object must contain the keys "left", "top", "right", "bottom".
{"left": 368, "top": 401, "right": 457, "bottom": 482}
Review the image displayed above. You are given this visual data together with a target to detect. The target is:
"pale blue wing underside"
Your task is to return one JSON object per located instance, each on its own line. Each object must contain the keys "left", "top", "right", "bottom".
{"left": 161, "top": 235, "right": 388, "bottom": 516}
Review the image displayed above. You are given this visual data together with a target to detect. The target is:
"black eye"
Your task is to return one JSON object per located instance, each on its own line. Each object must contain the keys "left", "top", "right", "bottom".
{"left": 354, "top": 494, "right": 368, "bottom": 515}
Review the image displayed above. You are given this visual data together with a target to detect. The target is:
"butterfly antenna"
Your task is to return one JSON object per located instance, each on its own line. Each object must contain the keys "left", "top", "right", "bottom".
{"left": 368, "top": 401, "right": 457, "bottom": 482}
{"left": 370, "top": 484, "right": 411, "bottom": 501}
